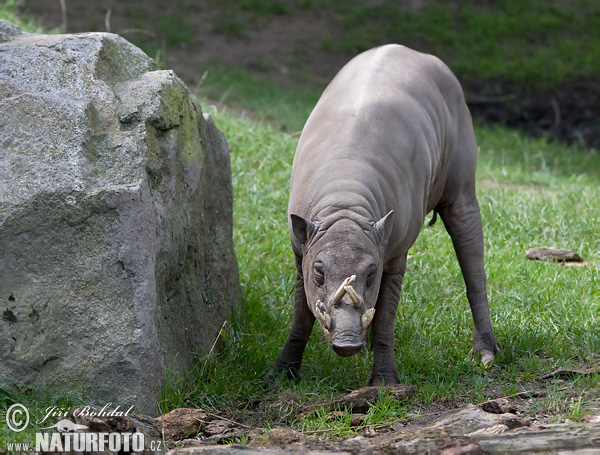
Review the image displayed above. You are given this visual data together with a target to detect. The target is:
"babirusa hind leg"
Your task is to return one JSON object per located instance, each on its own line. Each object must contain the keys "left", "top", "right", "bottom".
{"left": 440, "top": 196, "right": 499, "bottom": 365}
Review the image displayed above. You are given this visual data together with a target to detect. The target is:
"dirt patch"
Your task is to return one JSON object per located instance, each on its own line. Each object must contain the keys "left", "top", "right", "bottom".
{"left": 62, "top": 384, "right": 600, "bottom": 453}
{"left": 18, "top": 0, "right": 600, "bottom": 148}
{"left": 169, "top": 375, "right": 599, "bottom": 451}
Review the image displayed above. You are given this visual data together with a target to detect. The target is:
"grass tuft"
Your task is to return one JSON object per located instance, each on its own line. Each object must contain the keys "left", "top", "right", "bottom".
{"left": 0, "top": 0, "right": 47, "bottom": 33}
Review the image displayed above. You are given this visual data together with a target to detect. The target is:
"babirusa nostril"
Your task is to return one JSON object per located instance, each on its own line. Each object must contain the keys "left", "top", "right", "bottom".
{"left": 332, "top": 339, "right": 363, "bottom": 357}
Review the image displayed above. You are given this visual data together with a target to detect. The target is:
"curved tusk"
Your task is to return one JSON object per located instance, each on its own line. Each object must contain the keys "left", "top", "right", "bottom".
{"left": 315, "top": 300, "right": 331, "bottom": 330}
{"left": 317, "top": 312, "right": 331, "bottom": 331}
{"left": 316, "top": 299, "right": 326, "bottom": 314}
{"left": 331, "top": 275, "right": 356, "bottom": 306}
{"left": 309, "top": 299, "right": 318, "bottom": 315}
{"left": 361, "top": 308, "right": 375, "bottom": 331}
{"left": 344, "top": 285, "right": 362, "bottom": 308}
{"left": 323, "top": 313, "right": 331, "bottom": 330}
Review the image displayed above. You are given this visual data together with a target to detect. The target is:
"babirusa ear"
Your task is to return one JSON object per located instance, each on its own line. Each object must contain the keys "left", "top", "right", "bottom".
{"left": 374, "top": 210, "right": 394, "bottom": 244}
{"left": 290, "top": 214, "right": 317, "bottom": 245}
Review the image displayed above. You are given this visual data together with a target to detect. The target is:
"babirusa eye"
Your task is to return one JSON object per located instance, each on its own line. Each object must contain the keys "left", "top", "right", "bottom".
{"left": 366, "top": 265, "right": 377, "bottom": 287}
{"left": 313, "top": 263, "right": 325, "bottom": 285}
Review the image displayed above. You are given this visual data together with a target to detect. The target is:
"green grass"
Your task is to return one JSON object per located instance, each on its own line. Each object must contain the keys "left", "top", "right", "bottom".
{"left": 156, "top": 13, "right": 194, "bottom": 45}
{"left": 202, "top": 0, "right": 600, "bottom": 89}
{"left": 8, "top": 0, "right": 598, "bottom": 89}
{"left": 209, "top": 0, "right": 293, "bottom": 36}
{"left": 328, "top": 0, "right": 600, "bottom": 87}
{"left": 163, "top": 71, "right": 599, "bottom": 434}
{"left": 1, "top": 2, "right": 599, "bottom": 445}
{"left": 2, "top": 59, "right": 597, "bottom": 445}
{"left": 195, "top": 62, "right": 319, "bottom": 132}
{"left": 0, "top": 385, "right": 86, "bottom": 450}
{"left": 0, "top": 0, "right": 46, "bottom": 33}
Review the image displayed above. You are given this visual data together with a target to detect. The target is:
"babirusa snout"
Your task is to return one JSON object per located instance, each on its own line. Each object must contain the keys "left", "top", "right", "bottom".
{"left": 312, "top": 275, "right": 376, "bottom": 344}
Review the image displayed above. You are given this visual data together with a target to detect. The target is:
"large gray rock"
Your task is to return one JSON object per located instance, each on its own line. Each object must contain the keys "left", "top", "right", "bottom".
{"left": 0, "top": 20, "right": 240, "bottom": 414}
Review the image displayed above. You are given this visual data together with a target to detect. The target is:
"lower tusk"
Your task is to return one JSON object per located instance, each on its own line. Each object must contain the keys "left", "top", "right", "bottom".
{"left": 322, "top": 312, "right": 331, "bottom": 330}
{"left": 317, "top": 299, "right": 326, "bottom": 314}
{"left": 309, "top": 299, "right": 318, "bottom": 315}
{"left": 361, "top": 308, "right": 375, "bottom": 331}
{"left": 315, "top": 300, "right": 331, "bottom": 330}
{"left": 344, "top": 285, "right": 362, "bottom": 308}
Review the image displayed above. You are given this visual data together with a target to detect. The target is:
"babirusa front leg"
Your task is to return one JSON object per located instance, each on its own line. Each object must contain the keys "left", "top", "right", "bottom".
{"left": 268, "top": 269, "right": 315, "bottom": 382}
{"left": 368, "top": 257, "right": 406, "bottom": 386}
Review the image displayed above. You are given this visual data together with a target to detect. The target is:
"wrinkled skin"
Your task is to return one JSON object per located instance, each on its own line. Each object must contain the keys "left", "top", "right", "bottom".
{"left": 269, "top": 45, "right": 499, "bottom": 386}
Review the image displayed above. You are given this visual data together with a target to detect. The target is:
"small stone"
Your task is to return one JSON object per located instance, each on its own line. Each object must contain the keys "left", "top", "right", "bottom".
{"left": 439, "top": 440, "right": 483, "bottom": 455}
{"left": 391, "top": 421, "right": 407, "bottom": 431}
{"left": 296, "top": 384, "right": 417, "bottom": 418}
{"left": 263, "top": 427, "right": 303, "bottom": 445}
{"left": 526, "top": 247, "right": 583, "bottom": 263}
{"left": 209, "top": 432, "right": 238, "bottom": 444}
{"left": 582, "top": 415, "right": 600, "bottom": 423}
{"left": 203, "top": 420, "right": 232, "bottom": 436}
{"left": 466, "top": 424, "right": 509, "bottom": 436}
{"left": 480, "top": 398, "right": 518, "bottom": 414}
{"left": 156, "top": 408, "right": 207, "bottom": 441}
{"left": 365, "top": 428, "right": 377, "bottom": 437}
{"left": 345, "top": 435, "right": 366, "bottom": 443}
{"left": 351, "top": 413, "right": 367, "bottom": 427}
{"left": 326, "top": 411, "right": 346, "bottom": 421}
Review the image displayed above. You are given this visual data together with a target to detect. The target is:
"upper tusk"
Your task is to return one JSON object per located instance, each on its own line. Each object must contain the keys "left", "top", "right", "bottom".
{"left": 344, "top": 285, "right": 362, "bottom": 308}
{"left": 331, "top": 275, "right": 356, "bottom": 306}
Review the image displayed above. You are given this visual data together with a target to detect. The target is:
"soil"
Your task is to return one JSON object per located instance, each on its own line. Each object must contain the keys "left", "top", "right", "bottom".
{"left": 67, "top": 383, "right": 600, "bottom": 453}
{"left": 18, "top": 0, "right": 600, "bottom": 149}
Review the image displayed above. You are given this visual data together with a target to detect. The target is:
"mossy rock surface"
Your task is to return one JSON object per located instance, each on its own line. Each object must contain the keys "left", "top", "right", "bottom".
{"left": 0, "top": 20, "right": 240, "bottom": 414}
